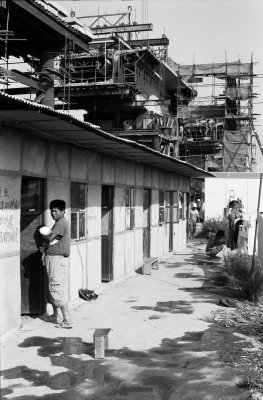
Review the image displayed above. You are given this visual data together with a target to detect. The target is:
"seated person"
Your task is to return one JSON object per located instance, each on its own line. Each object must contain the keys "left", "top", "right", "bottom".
{"left": 206, "top": 230, "right": 226, "bottom": 257}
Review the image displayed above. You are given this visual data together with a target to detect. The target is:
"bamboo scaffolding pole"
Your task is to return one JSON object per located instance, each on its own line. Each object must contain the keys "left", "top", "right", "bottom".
{"left": 251, "top": 172, "right": 262, "bottom": 279}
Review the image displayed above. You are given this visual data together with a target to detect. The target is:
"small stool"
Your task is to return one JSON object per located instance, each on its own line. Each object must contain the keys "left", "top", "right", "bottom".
{"left": 142, "top": 257, "right": 159, "bottom": 275}
{"left": 93, "top": 328, "right": 111, "bottom": 359}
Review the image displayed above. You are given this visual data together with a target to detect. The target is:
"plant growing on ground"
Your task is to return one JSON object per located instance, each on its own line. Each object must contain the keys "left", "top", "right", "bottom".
{"left": 222, "top": 252, "right": 263, "bottom": 303}
{"left": 201, "top": 218, "right": 229, "bottom": 238}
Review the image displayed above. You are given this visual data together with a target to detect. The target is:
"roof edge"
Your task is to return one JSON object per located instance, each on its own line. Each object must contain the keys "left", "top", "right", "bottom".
{"left": 0, "top": 91, "right": 214, "bottom": 178}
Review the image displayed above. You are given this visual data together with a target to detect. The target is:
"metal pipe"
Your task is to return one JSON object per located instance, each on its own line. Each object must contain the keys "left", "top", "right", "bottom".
{"left": 251, "top": 172, "right": 263, "bottom": 275}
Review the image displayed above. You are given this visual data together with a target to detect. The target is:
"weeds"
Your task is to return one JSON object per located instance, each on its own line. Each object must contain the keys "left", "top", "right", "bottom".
{"left": 222, "top": 253, "right": 263, "bottom": 303}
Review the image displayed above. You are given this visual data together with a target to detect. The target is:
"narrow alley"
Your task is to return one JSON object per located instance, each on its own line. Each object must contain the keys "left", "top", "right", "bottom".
{"left": 1, "top": 240, "right": 250, "bottom": 400}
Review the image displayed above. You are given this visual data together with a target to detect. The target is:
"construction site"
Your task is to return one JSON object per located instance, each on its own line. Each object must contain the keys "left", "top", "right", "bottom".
{"left": 0, "top": 0, "right": 262, "bottom": 172}
{"left": 2, "top": 4, "right": 263, "bottom": 399}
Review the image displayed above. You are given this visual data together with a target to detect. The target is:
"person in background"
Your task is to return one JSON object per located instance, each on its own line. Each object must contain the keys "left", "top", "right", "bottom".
{"left": 196, "top": 198, "right": 202, "bottom": 212}
{"left": 233, "top": 212, "right": 244, "bottom": 249}
{"left": 40, "top": 199, "right": 72, "bottom": 329}
{"left": 228, "top": 199, "right": 242, "bottom": 250}
{"left": 189, "top": 202, "right": 199, "bottom": 238}
{"left": 206, "top": 230, "right": 226, "bottom": 257}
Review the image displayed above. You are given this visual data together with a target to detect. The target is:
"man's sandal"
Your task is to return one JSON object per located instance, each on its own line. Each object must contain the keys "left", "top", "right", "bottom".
{"left": 55, "top": 321, "right": 73, "bottom": 329}
{"left": 48, "top": 315, "right": 60, "bottom": 324}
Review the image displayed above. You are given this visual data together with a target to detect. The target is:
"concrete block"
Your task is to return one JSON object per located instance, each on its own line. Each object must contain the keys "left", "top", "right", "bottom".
{"left": 142, "top": 263, "right": 152, "bottom": 275}
{"left": 142, "top": 257, "right": 158, "bottom": 275}
{"left": 93, "top": 328, "right": 111, "bottom": 359}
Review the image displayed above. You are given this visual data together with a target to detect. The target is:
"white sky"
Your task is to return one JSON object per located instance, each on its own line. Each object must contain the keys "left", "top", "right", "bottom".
{"left": 60, "top": 0, "right": 263, "bottom": 143}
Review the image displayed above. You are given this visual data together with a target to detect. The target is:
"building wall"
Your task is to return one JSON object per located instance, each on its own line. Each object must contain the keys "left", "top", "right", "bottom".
{"left": 205, "top": 177, "right": 263, "bottom": 221}
{"left": 0, "top": 127, "right": 190, "bottom": 336}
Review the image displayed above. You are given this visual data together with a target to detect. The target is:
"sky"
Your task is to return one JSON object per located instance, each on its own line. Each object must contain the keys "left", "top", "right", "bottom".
{"left": 60, "top": 0, "right": 263, "bottom": 145}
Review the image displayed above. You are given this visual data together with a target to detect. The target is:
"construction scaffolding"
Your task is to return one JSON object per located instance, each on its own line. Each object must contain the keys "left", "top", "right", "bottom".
{"left": 166, "top": 59, "right": 257, "bottom": 172}
{"left": 0, "top": 1, "right": 261, "bottom": 171}
{"left": 49, "top": 5, "right": 193, "bottom": 158}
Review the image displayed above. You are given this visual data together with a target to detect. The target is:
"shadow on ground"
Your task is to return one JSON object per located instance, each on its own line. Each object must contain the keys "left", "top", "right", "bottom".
{"left": 1, "top": 242, "right": 249, "bottom": 400}
{"left": 1, "top": 324, "right": 249, "bottom": 400}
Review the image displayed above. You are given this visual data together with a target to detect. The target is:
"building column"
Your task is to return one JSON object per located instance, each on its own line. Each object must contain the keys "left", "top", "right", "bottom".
{"left": 39, "top": 51, "right": 55, "bottom": 108}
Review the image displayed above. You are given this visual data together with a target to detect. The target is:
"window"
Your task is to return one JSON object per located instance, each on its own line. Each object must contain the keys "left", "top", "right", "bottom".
{"left": 159, "top": 190, "right": 165, "bottom": 223}
{"left": 183, "top": 193, "right": 188, "bottom": 220}
{"left": 125, "top": 187, "right": 135, "bottom": 230}
{"left": 160, "top": 190, "right": 180, "bottom": 223}
{"left": 70, "top": 182, "right": 87, "bottom": 240}
{"left": 161, "top": 191, "right": 179, "bottom": 224}
{"left": 178, "top": 191, "right": 183, "bottom": 220}
{"left": 171, "top": 191, "right": 179, "bottom": 223}
{"left": 165, "top": 191, "right": 171, "bottom": 222}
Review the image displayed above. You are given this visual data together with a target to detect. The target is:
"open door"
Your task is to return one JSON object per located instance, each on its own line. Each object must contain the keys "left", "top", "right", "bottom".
{"left": 143, "top": 189, "right": 151, "bottom": 258}
{"left": 101, "top": 186, "right": 113, "bottom": 282}
{"left": 20, "top": 177, "right": 44, "bottom": 314}
{"left": 168, "top": 191, "right": 173, "bottom": 252}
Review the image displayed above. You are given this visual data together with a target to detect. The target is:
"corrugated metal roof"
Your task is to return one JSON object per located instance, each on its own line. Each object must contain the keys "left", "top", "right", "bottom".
{"left": 0, "top": 92, "right": 214, "bottom": 178}
{"left": 17, "top": 0, "right": 94, "bottom": 41}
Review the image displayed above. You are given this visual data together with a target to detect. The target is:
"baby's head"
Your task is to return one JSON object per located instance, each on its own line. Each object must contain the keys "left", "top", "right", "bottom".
{"left": 39, "top": 226, "right": 51, "bottom": 235}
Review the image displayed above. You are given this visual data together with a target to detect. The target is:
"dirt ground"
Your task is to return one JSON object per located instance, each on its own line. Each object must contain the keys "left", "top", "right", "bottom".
{"left": 1, "top": 239, "right": 263, "bottom": 400}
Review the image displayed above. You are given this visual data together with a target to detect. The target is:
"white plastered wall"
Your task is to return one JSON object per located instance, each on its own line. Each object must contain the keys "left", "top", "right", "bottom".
{"left": 205, "top": 177, "right": 263, "bottom": 221}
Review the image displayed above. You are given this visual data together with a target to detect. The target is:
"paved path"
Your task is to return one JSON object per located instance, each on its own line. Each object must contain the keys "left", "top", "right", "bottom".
{"left": 1, "top": 240, "right": 249, "bottom": 400}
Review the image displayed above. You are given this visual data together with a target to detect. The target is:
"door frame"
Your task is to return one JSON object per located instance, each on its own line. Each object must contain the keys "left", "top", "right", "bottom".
{"left": 20, "top": 176, "right": 45, "bottom": 315}
{"left": 101, "top": 185, "right": 114, "bottom": 282}
{"left": 143, "top": 188, "right": 151, "bottom": 259}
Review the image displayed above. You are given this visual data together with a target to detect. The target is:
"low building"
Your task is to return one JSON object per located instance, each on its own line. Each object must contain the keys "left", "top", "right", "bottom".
{"left": 0, "top": 93, "right": 212, "bottom": 337}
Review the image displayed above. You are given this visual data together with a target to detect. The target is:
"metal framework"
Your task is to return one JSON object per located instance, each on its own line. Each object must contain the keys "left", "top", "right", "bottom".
{"left": 0, "top": 1, "right": 259, "bottom": 171}
{"left": 174, "top": 60, "right": 257, "bottom": 172}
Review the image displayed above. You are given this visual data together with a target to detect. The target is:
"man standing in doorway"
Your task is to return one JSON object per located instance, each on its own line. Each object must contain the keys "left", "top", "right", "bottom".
{"left": 41, "top": 199, "right": 72, "bottom": 329}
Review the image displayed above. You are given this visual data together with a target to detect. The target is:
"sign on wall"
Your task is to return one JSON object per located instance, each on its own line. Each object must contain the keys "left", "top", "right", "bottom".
{"left": 0, "top": 176, "right": 20, "bottom": 257}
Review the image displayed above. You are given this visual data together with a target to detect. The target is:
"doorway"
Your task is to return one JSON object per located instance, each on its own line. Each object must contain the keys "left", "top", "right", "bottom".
{"left": 20, "top": 177, "right": 45, "bottom": 315}
{"left": 143, "top": 189, "right": 151, "bottom": 258}
{"left": 101, "top": 186, "right": 113, "bottom": 282}
{"left": 168, "top": 191, "right": 173, "bottom": 252}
